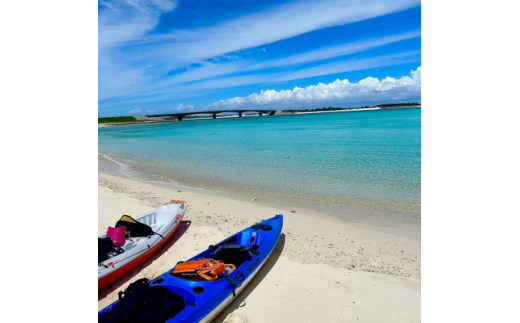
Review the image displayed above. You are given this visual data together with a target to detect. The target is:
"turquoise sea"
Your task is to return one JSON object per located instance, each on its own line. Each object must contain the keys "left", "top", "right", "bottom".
{"left": 98, "top": 108, "right": 421, "bottom": 227}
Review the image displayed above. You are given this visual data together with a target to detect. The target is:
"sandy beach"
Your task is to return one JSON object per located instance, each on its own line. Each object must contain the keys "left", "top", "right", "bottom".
{"left": 98, "top": 156, "right": 420, "bottom": 322}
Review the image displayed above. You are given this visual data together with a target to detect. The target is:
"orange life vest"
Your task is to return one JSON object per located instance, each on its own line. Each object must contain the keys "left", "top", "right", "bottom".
{"left": 173, "top": 259, "right": 236, "bottom": 281}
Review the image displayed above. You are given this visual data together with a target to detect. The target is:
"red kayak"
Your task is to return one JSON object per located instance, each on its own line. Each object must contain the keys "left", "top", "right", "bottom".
{"left": 98, "top": 203, "right": 187, "bottom": 291}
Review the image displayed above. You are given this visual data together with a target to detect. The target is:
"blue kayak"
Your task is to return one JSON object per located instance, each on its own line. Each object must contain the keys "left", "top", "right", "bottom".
{"left": 99, "top": 214, "right": 283, "bottom": 323}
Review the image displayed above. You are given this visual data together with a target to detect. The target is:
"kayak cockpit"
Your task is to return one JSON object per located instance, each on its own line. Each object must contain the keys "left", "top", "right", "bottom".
{"left": 169, "top": 232, "right": 258, "bottom": 282}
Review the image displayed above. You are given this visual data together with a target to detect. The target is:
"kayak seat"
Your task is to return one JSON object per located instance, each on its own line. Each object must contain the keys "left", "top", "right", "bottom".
{"left": 115, "top": 215, "right": 154, "bottom": 238}
{"left": 150, "top": 222, "right": 165, "bottom": 233}
{"left": 212, "top": 244, "right": 253, "bottom": 269}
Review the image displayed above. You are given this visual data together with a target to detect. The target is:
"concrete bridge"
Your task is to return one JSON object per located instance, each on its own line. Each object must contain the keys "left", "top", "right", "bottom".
{"left": 145, "top": 109, "right": 278, "bottom": 121}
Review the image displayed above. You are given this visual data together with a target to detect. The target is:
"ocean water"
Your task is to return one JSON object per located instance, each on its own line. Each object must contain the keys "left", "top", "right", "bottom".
{"left": 98, "top": 108, "right": 421, "bottom": 227}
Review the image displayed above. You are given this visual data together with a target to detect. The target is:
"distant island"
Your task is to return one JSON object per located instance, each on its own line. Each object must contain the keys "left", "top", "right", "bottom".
{"left": 282, "top": 102, "right": 420, "bottom": 114}
{"left": 98, "top": 102, "right": 420, "bottom": 125}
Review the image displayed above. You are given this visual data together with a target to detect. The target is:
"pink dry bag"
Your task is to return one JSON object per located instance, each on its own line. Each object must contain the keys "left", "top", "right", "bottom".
{"left": 107, "top": 226, "right": 126, "bottom": 247}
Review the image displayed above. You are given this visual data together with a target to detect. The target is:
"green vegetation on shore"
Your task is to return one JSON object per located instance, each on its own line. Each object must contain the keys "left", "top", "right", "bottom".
{"left": 98, "top": 116, "right": 138, "bottom": 124}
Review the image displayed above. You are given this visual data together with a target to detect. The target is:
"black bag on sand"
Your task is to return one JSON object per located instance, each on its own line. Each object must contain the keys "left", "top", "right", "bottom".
{"left": 115, "top": 215, "right": 154, "bottom": 237}
{"left": 98, "top": 237, "right": 114, "bottom": 263}
{"left": 99, "top": 278, "right": 151, "bottom": 323}
{"left": 98, "top": 278, "right": 186, "bottom": 323}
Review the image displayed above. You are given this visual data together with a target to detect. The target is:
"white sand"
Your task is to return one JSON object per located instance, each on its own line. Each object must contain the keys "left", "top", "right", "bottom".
{"left": 98, "top": 172, "right": 420, "bottom": 322}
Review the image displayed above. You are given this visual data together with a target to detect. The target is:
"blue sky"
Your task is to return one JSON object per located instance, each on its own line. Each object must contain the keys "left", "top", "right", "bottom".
{"left": 98, "top": 0, "right": 421, "bottom": 117}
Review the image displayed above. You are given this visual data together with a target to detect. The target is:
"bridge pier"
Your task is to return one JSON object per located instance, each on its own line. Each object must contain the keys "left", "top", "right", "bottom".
{"left": 238, "top": 112, "right": 242, "bottom": 118}
{"left": 212, "top": 113, "right": 217, "bottom": 119}
{"left": 259, "top": 111, "right": 263, "bottom": 116}
{"left": 177, "top": 116, "right": 183, "bottom": 121}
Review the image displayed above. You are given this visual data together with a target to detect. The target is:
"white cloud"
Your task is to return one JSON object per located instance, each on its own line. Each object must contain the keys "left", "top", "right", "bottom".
{"left": 172, "top": 103, "right": 195, "bottom": 111}
{"left": 128, "top": 108, "right": 142, "bottom": 114}
{"left": 209, "top": 67, "right": 421, "bottom": 109}
{"left": 98, "top": 0, "right": 178, "bottom": 47}
{"left": 98, "top": 0, "right": 179, "bottom": 100}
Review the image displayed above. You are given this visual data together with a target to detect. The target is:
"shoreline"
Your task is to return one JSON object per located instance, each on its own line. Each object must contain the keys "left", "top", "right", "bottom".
{"left": 99, "top": 154, "right": 420, "bottom": 239}
{"left": 98, "top": 169, "right": 420, "bottom": 321}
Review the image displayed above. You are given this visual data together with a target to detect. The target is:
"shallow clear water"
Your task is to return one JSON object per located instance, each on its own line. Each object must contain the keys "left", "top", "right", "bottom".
{"left": 99, "top": 109, "right": 421, "bottom": 226}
